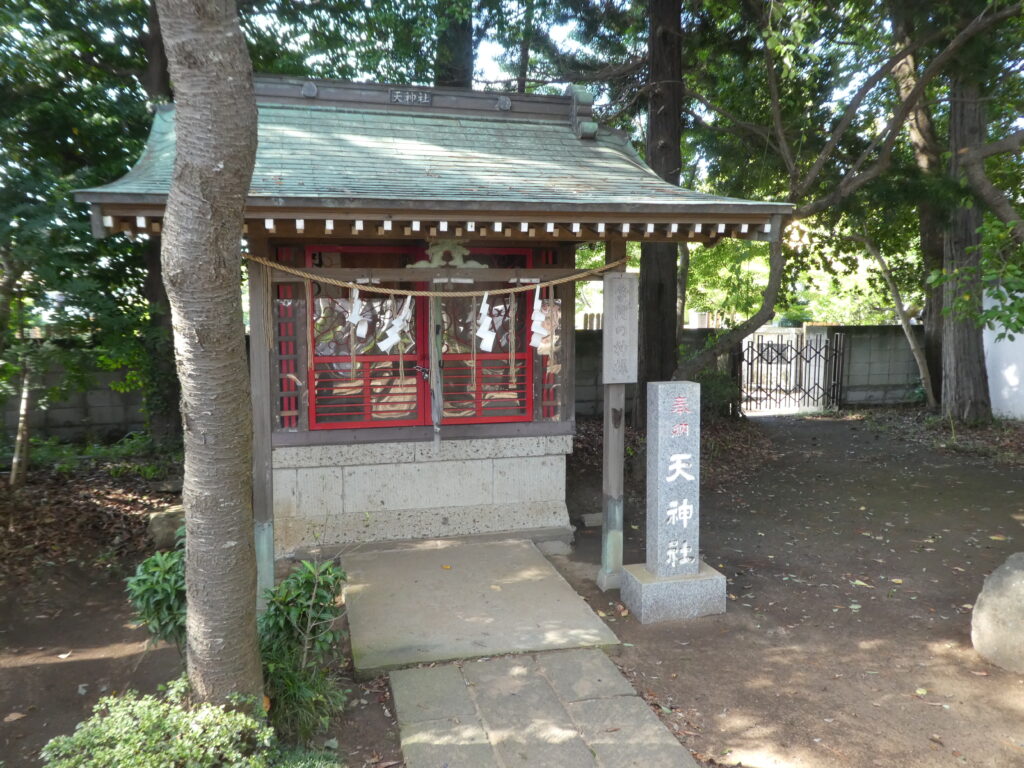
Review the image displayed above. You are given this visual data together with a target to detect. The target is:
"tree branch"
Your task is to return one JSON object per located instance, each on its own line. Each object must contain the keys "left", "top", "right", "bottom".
{"left": 675, "top": 224, "right": 787, "bottom": 381}
{"left": 762, "top": 47, "right": 798, "bottom": 186}
{"left": 798, "top": 2, "right": 1022, "bottom": 218}
{"left": 851, "top": 230, "right": 937, "bottom": 409}
{"left": 960, "top": 132, "right": 1024, "bottom": 246}
{"left": 795, "top": 27, "right": 943, "bottom": 197}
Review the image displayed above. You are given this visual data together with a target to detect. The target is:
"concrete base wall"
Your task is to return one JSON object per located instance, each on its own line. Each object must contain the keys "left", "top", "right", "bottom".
{"left": 272, "top": 435, "right": 573, "bottom": 554}
{"left": 983, "top": 319, "right": 1024, "bottom": 419}
{"left": 2, "top": 368, "right": 145, "bottom": 443}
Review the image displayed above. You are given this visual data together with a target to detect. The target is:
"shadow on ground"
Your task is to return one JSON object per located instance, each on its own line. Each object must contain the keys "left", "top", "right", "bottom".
{"left": 559, "top": 414, "right": 1024, "bottom": 768}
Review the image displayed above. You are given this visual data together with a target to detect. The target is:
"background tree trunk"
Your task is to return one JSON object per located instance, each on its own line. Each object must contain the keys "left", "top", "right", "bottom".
{"left": 142, "top": 236, "right": 181, "bottom": 447}
{"left": 942, "top": 75, "right": 992, "bottom": 424}
{"left": 890, "top": 4, "right": 945, "bottom": 401}
{"left": 154, "top": 0, "right": 263, "bottom": 703}
{"left": 434, "top": 0, "right": 474, "bottom": 88}
{"left": 637, "top": 0, "right": 682, "bottom": 424}
{"left": 862, "top": 236, "right": 937, "bottom": 409}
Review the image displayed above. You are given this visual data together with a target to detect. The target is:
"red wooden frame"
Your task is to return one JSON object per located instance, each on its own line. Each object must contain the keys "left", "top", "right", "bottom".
{"left": 297, "top": 244, "right": 539, "bottom": 430}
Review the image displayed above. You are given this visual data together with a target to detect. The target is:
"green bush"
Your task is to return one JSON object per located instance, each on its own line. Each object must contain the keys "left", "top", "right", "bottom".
{"left": 126, "top": 553, "right": 348, "bottom": 745}
{"left": 259, "top": 560, "right": 348, "bottom": 744}
{"left": 125, "top": 541, "right": 186, "bottom": 650}
{"left": 40, "top": 681, "right": 276, "bottom": 768}
{"left": 39, "top": 678, "right": 344, "bottom": 768}
{"left": 695, "top": 369, "right": 741, "bottom": 419}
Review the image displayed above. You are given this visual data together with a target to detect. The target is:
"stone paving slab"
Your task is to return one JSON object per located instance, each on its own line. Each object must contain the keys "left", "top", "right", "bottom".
{"left": 390, "top": 650, "right": 699, "bottom": 768}
{"left": 342, "top": 539, "right": 619, "bottom": 678}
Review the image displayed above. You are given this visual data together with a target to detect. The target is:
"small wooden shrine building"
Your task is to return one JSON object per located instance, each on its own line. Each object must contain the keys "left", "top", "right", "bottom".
{"left": 76, "top": 75, "right": 791, "bottom": 585}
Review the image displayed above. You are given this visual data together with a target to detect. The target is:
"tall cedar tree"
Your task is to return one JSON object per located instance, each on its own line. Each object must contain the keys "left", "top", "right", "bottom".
{"left": 637, "top": 0, "right": 682, "bottom": 425}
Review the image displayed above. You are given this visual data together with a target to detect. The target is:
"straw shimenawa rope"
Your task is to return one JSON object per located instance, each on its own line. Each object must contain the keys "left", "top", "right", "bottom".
{"left": 244, "top": 253, "right": 627, "bottom": 298}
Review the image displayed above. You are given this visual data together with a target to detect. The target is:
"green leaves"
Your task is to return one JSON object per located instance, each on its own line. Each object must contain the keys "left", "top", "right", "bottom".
{"left": 125, "top": 545, "right": 186, "bottom": 651}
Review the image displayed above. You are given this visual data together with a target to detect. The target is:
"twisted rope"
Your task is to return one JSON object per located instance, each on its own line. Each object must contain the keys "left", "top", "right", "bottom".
{"left": 244, "top": 253, "right": 627, "bottom": 297}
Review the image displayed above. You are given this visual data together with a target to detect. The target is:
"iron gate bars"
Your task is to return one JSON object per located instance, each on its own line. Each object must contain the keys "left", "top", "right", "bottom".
{"left": 741, "top": 332, "right": 845, "bottom": 413}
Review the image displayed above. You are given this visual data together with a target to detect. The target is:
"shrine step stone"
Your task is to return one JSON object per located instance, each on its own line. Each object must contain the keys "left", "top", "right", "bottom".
{"left": 342, "top": 538, "right": 618, "bottom": 678}
{"left": 390, "top": 650, "right": 699, "bottom": 768}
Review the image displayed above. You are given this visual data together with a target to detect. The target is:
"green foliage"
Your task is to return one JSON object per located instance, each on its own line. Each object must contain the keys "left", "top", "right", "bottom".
{"left": 125, "top": 545, "right": 186, "bottom": 650}
{"left": 0, "top": 431, "right": 180, "bottom": 478}
{"left": 686, "top": 240, "right": 770, "bottom": 323}
{"left": 259, "top": 560, "right": 348, "bottom": 744}
{"left": 39, "top": 681, "right": 277, "bottom": 768}
{"left": 125, "top": 554, "right": 348, "bottom": 745}
{"left": 928, "top": 219, "right": 1024, "bottom": 339}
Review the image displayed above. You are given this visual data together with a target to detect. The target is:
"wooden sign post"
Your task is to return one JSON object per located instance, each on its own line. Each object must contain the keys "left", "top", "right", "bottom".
{"left": 597, "top": 248, "right": 637, "bottom": 592}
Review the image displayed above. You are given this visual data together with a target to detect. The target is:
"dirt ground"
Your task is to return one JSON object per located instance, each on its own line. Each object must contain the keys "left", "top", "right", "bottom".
{"left": 561, "top": 412, "right": 1024, "bottom": 768}
{"left": 2, "top": 411, "right": 1023, "bottom": 767}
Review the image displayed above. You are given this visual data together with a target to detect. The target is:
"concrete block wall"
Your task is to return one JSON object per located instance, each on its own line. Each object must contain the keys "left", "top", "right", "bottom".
{"left": 836, "top": 325, "right": 922, "bottom": 405}
{"left": 2, "top": 369, "right": 146, "bottom": 443}
{"left": 575, "top": 330, "right": 639, "bottom": 417}
{"left": 271, "top": 435, "right": 573, "bottom": 553}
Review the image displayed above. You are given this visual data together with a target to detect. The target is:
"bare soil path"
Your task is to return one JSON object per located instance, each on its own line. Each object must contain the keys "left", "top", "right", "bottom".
{"left": 3, "top": 412, "right": 1022, "bottom": 767}
{"left": 559, "top": 414, "right": 1024, "bottom": 768}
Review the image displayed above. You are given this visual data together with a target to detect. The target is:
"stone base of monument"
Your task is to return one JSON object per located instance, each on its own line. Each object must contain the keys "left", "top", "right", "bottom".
{"left": 620, "top": 560, "right": 726, "bottom": 624}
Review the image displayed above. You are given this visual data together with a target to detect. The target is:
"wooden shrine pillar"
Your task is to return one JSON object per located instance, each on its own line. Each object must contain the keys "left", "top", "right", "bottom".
{"left": 597, "top": 240, "right": 638, "bottom": 591}
{"left": 247, "top": 245, "right": 276, "bottom": 610}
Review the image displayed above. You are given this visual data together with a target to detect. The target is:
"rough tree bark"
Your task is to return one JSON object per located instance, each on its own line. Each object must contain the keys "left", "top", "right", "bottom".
{"left": 142, "top": 237, "right": 181, "bottom": 447}
{"left": 139, "top": 1, "right": 181, "bottom": 448}
{"left": 434, "top": 0, "right": 474, "bottom": 88}
{"left": 637, "top": 0, "right": 682, "bottom": 424}
{"left": 890, "top": 4, "right": 945, "bottom": 400}
{"left": 942, "top": 75, "right": 992, "bottom": 424}
{"left": 154, "top": 0, "right": 263, "bottom": 703}
{"left": 516, "top": 0, "right": 535, "bottom": 94}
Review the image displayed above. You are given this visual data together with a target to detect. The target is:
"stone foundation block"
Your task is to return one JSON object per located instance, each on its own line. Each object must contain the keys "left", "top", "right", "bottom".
{"left": 620, "top": 560, "right": 726, "bottom": 624}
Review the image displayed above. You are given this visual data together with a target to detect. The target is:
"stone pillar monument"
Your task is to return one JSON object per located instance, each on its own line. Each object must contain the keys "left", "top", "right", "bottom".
{"left": 621, "top": 381, "right": 726, "bottom": 623}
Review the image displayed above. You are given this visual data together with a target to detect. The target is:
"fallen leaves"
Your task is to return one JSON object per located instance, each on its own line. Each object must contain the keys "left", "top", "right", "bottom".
{"left": 4, "top": 712, "right": 26, "bottom": 723}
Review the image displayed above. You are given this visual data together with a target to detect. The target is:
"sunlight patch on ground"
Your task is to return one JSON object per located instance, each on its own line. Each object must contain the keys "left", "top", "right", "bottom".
{"left": 0, "top": 641, "right": 147, "bottom": 670}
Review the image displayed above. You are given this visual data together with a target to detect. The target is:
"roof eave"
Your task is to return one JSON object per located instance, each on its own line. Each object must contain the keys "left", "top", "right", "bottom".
{"left": 74, "top": 191, "right": 794, "bottom": 217}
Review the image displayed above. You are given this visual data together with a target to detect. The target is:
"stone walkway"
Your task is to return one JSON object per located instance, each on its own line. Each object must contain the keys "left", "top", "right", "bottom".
{"left": 389, "top": 649, "right": 698, "bottom": 768}
{"left": 342, "top": 538, "right": 618, "bottom": 679}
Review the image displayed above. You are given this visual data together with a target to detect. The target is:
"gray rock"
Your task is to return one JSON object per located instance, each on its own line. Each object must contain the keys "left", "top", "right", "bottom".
{"left": 971, "top": 552, "right": 1024, "bottom": 673}
{"left": 152, "top": 476, "right": 183, "bottom": 494}
{"left": 148, "top": 504, "right": 184, "bottom": 550}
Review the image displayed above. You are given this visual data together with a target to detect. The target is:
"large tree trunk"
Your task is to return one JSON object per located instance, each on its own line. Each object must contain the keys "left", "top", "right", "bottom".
{"left": 142, "top": 236, "right": 182, "bottom": 447}
{"left": 890, "top": 5, "right": 945, "bottom": 401}
{"left": 434, "top": 0, "right": 474, "bottom": 88}
{"left": 516, "top": 0, "right": 535, "bottom": 94}
{"left": 676, "top": 241, "right": 690, "bottom": 339}
{"left": 942, "top": 75, "right": 991, "bottom": 424}
{"left": 138, "top": 1, "right": 180, "bottom": 447}
{"left": 154, "top": 0, "right": 262, "bottom": 704}
{"left": 637, "top": 0, "right": 682, "bottom": 424}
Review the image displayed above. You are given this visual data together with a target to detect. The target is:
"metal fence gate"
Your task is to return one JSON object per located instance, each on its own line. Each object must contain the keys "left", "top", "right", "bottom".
{"left": 741, "top": 332, "right": 845, "bottom": 413}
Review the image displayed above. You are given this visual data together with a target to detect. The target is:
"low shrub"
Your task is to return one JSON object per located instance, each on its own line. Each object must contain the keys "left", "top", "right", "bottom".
{"left": 125, "top": 535, "right": 186, "bottom": 650}
{"left": 39, "top": 679, "right": 276, "bottom": 768}
{"left": 126, "top": 551, "right": 348, "bottom": 745}
{"left": 40, "top": 678, "right": 344, "bottom": 768}
{"left": 259, "top": 560, "right": 348, "bottom": 744}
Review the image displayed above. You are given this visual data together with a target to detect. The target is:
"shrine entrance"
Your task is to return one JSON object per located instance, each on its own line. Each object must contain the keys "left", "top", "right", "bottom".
{"left": 740, "top": 332, "right": 845, "bottom": 413}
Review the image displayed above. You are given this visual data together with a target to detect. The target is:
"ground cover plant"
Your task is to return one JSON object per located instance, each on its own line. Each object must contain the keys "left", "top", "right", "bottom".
{"left": 39, "top": 677, "right": 340, "bottom": 768}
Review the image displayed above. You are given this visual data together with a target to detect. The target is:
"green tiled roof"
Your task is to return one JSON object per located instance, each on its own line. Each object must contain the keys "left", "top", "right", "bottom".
{"left": 76, "top": 94, "right": 790, "bottom": 217}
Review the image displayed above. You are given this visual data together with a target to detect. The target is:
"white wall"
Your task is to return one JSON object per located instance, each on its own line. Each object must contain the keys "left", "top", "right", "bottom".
{"left": 983, "top": 307, "right": 1024, "bottom": 419}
